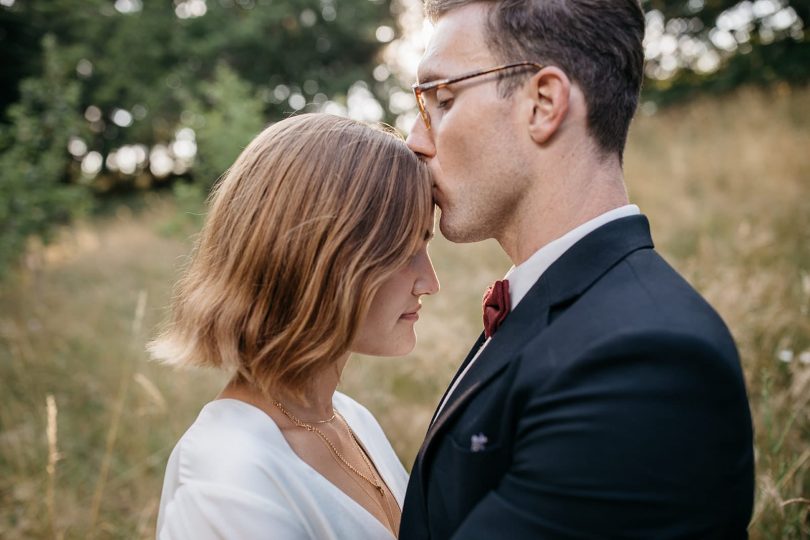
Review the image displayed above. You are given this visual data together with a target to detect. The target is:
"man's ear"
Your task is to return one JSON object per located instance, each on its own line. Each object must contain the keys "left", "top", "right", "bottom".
{"left": 527, "top": 67, "right": 570, "bottom": 145}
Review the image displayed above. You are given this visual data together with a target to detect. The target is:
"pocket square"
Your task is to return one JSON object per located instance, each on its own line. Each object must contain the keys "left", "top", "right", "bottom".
{"left": 470, "top": 433, "right": 489, "bottom": 452}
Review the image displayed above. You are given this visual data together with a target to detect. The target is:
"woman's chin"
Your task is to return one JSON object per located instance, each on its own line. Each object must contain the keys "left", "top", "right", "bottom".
{"left": 354, "top": 334, "right": 416, "bottom": 358}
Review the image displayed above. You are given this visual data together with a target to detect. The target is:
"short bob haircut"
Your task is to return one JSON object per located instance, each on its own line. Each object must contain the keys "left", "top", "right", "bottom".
{"left": 148, "top": 114, "right": 433, "bottom": 399}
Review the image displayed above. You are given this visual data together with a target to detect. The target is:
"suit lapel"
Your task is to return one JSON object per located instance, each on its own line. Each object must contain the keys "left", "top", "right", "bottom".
{"left": 415, "top": 215, "right": 655, "bottom": 492}
{"left": 418, "top": 276, "right": 553, "bottom": 470}
{"left": 428, "top": 332, "right": 487, "bottom": 426}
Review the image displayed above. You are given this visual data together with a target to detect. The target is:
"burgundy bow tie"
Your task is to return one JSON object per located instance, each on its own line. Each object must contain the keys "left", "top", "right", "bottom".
{"left": 482, "top": 279, "right": 511, "bottom": 339}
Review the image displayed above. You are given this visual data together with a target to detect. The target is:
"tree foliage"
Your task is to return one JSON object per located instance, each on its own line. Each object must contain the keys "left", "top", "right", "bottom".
{"left": 0, "top": 0, "right": 396, "bottom": 275}
{"left": 0, "top": 35, "right": 89, "bottom": 277}
{"left": 642, "top": 0, "right": 809, "bottom": 104}
{"left": 1, "top": 0, "right": 396, "bottom": 183}
{"left": 178, "top": 62, "right": 267, "bottom": 188}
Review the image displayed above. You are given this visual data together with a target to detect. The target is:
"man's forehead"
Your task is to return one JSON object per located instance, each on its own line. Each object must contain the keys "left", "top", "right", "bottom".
{"left": 416, "top": 5, "right": 493, "bottom": 82}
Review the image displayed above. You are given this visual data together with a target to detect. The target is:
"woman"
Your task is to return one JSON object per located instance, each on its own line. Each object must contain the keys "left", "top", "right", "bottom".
{"left": 149, "top": 113, "right": 439, "bottom": 539}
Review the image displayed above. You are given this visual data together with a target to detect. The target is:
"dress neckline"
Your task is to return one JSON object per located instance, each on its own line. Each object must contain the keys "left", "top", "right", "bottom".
{"left": 209, "top": 396, "right": 400, "bottom": 539}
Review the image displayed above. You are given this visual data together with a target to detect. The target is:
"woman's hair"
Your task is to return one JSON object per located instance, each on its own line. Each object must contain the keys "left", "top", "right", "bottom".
{"left": 148, "top": 113, "right": 433, "bottom": 399}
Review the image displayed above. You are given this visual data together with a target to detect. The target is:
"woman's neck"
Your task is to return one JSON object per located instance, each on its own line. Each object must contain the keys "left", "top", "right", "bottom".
{"left": 219, "top": 353, "right": 350, "bottom": 421}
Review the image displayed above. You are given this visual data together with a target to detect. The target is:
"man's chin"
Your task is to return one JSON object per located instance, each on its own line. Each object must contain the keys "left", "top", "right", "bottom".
{"left": 438, "top": 214, "right": 486, "bottom": 244}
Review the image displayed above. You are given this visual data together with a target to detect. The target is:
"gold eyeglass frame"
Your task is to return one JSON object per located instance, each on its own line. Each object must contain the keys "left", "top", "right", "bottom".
{"left": 411, "top": 61, "right": 544, "bottom": 130}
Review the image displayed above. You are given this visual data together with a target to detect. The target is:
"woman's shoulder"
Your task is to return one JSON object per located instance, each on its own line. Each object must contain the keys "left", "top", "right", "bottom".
{"left": 170, "top": 399, "right": 291, "bottom": 488}
{"left": 158, "top": 400, "right": 314, "bottom": 538}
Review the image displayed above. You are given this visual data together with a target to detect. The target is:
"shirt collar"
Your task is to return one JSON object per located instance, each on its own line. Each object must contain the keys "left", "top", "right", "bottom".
{"left": 504, "top": 204, "right": 640, "bottom": 308}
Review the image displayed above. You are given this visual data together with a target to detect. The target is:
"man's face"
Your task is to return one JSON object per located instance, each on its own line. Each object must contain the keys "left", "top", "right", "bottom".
{"left": 407, "top": 3, "right": 531, "bottom": 244}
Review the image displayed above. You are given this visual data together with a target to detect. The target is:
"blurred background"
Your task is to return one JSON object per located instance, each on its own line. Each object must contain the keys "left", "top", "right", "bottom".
{"left": 0, "top": 0, "right": 808, "bottom": 538}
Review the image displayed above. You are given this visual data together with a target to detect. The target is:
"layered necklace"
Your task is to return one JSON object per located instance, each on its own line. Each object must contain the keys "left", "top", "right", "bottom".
{"left": 272, "top": 400, "right": 398, "bottom": 530}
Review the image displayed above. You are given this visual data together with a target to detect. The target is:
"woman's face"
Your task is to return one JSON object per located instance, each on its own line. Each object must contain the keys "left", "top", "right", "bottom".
{"left": 351, "top": 236, "right": 440, "bottom": 357}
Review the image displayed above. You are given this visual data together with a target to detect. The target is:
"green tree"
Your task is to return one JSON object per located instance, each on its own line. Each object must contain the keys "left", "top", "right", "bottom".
{"left": 0, "top": 35, "right": 89, "bottom": 276}
{"left": 1, "top": 0, "right": 398, "bottom": 190}
{"left": 643, "top": 0, "right": 809, "bottom": 104}
{"left": 180, "top": 63, "right": 267, "bottom": 188}
{"left": 0, "top": 0, "right": 398, "bottom": 273}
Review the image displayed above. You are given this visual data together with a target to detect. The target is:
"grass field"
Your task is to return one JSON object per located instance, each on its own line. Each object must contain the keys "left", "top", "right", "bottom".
{"left": 1, "top": 85, "right": 808, "bottom": 538}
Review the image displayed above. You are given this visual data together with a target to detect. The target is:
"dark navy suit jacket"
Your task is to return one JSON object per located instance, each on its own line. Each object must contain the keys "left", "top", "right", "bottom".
{"left": 399, "top": 215, "right": 754, "bottom": 539}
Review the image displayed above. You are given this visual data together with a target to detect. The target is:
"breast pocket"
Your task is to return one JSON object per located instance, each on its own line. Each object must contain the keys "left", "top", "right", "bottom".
{"left": 429, "top": 368, "right": 516, "bottom": 524}
{"left": 431, "top": 428, "right": 508, "bottom": 521}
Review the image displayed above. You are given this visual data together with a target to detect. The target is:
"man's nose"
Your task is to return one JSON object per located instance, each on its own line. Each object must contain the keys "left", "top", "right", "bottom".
{"left": 405, "top": 117, "right": 436, "bottom": 160}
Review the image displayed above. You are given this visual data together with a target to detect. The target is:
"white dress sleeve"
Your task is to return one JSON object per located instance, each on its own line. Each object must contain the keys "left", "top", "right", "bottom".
{"left": 158, "top": 480, "right": 308, "bottom": 540}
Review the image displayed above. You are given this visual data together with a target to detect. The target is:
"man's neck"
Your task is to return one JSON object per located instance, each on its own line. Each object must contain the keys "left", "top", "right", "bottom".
{"left": 499, "top": 159, "right": 629, "bottom": 265}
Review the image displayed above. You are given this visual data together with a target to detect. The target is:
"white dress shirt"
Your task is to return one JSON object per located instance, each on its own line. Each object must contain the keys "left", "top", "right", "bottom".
{"left": 157, "top": 392, "right": 408, "bottom": 540}
{"left": 434, "top": 205, "right": 641, "bottom": 418}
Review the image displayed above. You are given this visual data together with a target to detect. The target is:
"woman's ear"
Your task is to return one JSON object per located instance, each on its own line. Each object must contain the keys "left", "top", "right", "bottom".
{"left": 527, "top": 66, "right": 570, "bottom": 145}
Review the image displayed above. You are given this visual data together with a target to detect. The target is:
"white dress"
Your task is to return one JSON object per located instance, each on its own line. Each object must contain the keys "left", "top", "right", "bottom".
{"left": 156, "top": 392, "right": 408, "bottom": 540}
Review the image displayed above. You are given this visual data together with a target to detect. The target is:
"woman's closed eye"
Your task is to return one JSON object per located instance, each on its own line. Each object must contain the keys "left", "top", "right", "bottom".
{"left": 409, "top": 236, "right": 433, "bottom": 266}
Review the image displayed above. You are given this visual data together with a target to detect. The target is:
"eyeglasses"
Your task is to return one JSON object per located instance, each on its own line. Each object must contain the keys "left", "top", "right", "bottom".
{"left": 411, "top": 61, "right": 544, "bottom": 130}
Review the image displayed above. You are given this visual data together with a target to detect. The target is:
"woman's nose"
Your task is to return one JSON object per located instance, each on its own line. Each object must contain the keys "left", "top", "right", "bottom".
{"left": 414, "top": 253, "right": 440, "bottom": 296}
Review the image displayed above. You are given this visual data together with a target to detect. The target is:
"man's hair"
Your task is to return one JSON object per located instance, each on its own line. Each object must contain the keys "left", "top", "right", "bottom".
{"left": 425, "top": 0, "right": 645, "bottom": 157}
{"left": 148, "top": 114, "right": 433, "bottom": 400}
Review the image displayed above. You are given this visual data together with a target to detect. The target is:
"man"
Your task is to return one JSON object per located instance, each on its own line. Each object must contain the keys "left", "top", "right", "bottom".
{"left": 399, "top": 1, "right": 755, "bottom": 538}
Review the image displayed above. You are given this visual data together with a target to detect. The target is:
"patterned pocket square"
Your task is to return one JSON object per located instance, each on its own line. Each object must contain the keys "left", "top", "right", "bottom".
{"left": 470, "top": 433, "right": 488, "bottom": 452}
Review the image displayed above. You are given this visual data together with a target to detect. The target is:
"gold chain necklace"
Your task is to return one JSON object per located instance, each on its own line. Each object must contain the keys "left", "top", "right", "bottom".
{"left": 336, "top": 413, "right": 399, "bottom": 533}
{"left": 272, "top": 400, "right": 386, "bottom": 498}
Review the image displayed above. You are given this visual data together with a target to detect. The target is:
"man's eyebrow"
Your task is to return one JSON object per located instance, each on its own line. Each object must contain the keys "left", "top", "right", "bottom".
{"left": 416, "top": 65, "right": 444, "bottom": 84}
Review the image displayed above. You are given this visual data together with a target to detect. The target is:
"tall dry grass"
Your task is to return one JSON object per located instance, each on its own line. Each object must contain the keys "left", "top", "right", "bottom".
{"left": 0, "top": 85, "right": 808, "bottom": 538}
